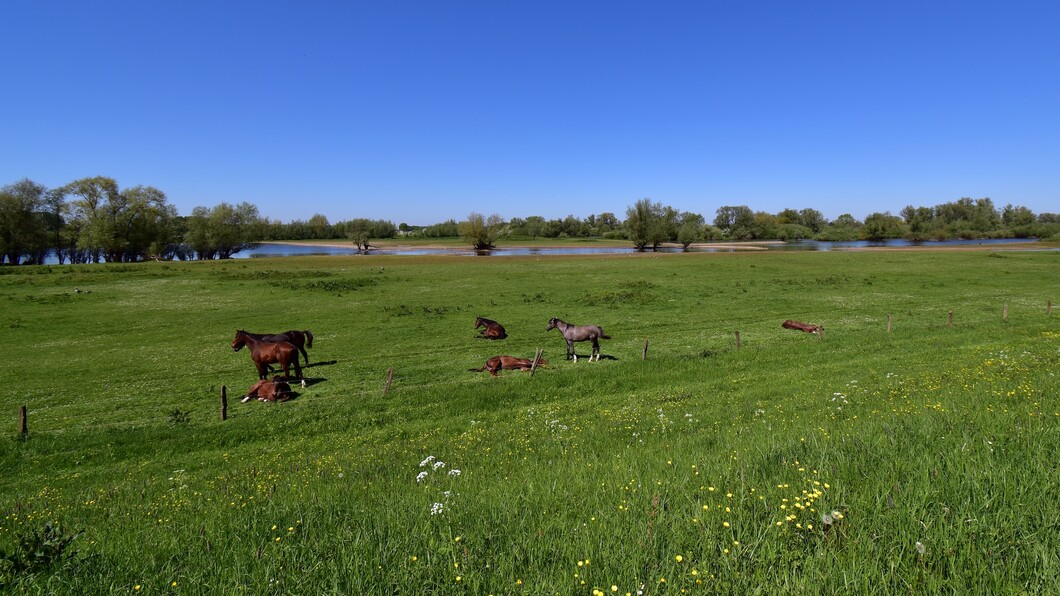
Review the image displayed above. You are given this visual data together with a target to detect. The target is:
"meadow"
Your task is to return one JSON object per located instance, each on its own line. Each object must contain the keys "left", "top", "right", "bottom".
{"left": 1, "top": 248, "right": 1058, "bottom": 594}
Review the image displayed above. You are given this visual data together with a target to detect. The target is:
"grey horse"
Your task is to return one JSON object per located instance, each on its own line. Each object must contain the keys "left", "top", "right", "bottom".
{"left": 546, "top": 317, "right": 611, "bottom": 362}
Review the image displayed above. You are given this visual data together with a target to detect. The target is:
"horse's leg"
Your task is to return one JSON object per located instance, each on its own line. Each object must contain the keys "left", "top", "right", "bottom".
{"left": 567, "top": 339, "right": 575, "bottom": 361}
{"left": 293, "top": 357, "right": 302, "bottom": 380}
{"left": 299, "top": 344, "right": 309, "bottom": 365}
{"left": 255, "top": 360, "right": 268, "bottom": 380}
{"left": 592, "top": 337, "right": 601, "bottom": 361}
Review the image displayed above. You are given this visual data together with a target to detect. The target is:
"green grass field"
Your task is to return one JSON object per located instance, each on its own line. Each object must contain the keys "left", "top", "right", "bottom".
{"left": 1, "top": 249, "right": 1058, "bottom": 593}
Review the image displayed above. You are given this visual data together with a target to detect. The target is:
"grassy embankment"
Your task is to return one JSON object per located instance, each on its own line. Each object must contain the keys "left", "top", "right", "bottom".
{"left": 1, "top": 249, "right": 1058, "bottom": 593}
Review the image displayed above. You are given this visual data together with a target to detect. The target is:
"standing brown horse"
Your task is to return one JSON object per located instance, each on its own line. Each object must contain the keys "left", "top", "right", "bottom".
{"left": 240, "top": 329, "right": 314, "bottom": 365}
{"left": 231, "top": 330, "right": 302, "bottom": 380}
{"left": 546, "top": 318, "right": 610, "bottom": 362}
{"left": 474, "top": 316, "right": 508, "bottom": 340}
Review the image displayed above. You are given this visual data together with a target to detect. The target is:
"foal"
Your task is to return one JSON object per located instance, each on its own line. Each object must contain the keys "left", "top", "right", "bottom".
{"left": 474, "top": 316, "right": 508, "bottom": 340}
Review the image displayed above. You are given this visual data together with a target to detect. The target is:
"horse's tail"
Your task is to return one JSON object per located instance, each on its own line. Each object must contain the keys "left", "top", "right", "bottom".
{"left": 599, "top": 333, "right": 612, "bottom": 339}
{"left": 304, "top": 330, "right": 314, "bottom": 348}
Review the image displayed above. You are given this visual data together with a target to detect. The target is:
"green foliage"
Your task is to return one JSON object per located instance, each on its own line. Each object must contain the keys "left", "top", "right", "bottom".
{"left": 1, "top": 251, "right": 1058, "bottom": 592}
{"left": 0, "top": 523, "right": 82, "bottom": 579}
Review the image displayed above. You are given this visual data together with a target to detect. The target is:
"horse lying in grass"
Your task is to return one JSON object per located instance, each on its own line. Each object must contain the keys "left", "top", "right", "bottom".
{"left": 546, "top": 317, "right": 610, "bottom": 361}
{"left": 469, "top": 355, "right": 547, "bottom": 376}
{"left": 241, "top": 376, "right": 293, "bottom": 402}
{"left": 474, "top": 316, "right": 508, "bottom": 340}
{"left": 782, "top": 320, "right": 823, "bottom": 334}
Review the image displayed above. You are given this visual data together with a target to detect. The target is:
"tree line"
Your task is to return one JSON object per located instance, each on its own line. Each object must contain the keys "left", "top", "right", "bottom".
{"left": 2, "top": 176, "right": 1057, "bottom": 264}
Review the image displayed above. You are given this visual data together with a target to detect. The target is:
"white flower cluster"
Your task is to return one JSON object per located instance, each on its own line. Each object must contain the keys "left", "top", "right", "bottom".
{"left": 418, "top": 455, "right": 461, "bottom": 515}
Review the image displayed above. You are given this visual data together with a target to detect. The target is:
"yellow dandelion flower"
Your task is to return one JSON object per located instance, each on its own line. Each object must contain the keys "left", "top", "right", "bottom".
{"left": 134, "top": 586, "right": 141, "bottom": 592}
{"left": 611, "top": 586, "right": 618, "bottom": 592}
{"left": 455, "top": 575, "right": 462, "bottom": 582}
{"left": 675, "top": 554, "right": 684, "bottom": 562}
{"left": 723, "top": 521, "right": 730, "bottom": 527}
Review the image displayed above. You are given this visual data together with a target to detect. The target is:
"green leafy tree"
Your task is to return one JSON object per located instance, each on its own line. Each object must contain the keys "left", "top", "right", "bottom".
{"left": 0, "top": 178, "right": 48, "bottom": 265}
{"left": 861, "top": 212, "right": 905, "bottom": 241}
{"left": 625, "top": 198, "right": 669, "bottom": 250}
{"left": 185, "top": 202, "right": 264, "bottom": 259}
{"left": 713, "top": 205, "right": 755, "bottom": 240}
{"left": 458, "top": 212, "right": 504, "bottom": 250}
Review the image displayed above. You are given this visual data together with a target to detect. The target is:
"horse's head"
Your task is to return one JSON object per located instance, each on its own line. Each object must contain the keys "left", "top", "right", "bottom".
{"left": 545, "top": 318, "right": 559, "bottom": 332}
{"left": 474, "top": 316, "right": 485, "bottom": 328}
{"left": 231, "top": 330, "right": 247, "bottom": 352}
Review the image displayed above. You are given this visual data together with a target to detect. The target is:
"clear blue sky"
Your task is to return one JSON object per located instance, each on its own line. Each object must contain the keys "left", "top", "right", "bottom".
{"left": 3, "top": 1, "right": 1058, "bottom": 225}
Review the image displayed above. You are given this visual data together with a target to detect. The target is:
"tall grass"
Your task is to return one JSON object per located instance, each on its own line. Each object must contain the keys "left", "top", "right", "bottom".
{"left": 1, "top": 250, "right": 1058, "bottom": 593}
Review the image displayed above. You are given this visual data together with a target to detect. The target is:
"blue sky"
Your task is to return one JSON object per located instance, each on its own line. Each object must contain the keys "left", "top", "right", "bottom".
{"left": 3, "top": 1, "right": 1058, "bottom": 225}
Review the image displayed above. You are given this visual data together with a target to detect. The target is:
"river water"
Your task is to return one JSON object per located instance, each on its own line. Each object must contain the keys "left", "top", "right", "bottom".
{"left": 235, "top": 238, "right": 1042, "bottom": 258}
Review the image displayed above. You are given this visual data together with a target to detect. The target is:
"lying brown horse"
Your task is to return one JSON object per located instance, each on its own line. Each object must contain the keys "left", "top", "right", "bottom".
{"left": 239, "top": 329, "right": 314, "bottom": 365}
{"left": 474, "top": 316, "right": 508, "bottom": 340}
{"left": 231, "top": 330, "right": 302, "bottom": 380}
{"left": 546, "top": 317, "right": 610, "bottom": 361}
{"left": 469, "top": 355, "right": 547, "bottom": 376}
{"left": 782, "top": 320, "right": 824, "bottom": 334}
{"left": 241, "top": 376, "right": 293, "bottom": 403}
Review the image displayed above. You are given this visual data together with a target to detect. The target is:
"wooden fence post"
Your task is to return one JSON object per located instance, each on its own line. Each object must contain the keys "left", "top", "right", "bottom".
{"left": 384, "top": 367, "right": 394, "bottom": 394}
{"left": 735, "top": 330, "right": 741, "bottom": 350}
{"left": 642, "top": 339, "right": 649, "bottom": 360}
{"left": 1003, "top": 303, "right": 1008, "bottom": 322}
{"left": 530, "top": 348, "right": 544, "bottom": 377}
{"left": 1048, "top": 300, "right": 1053, "bottom": 315}
{"left": 948, "top": 311, "right": 954, "bottom": 327}
{"left": 220, "top": 386, "right": 228, "bottom": 421}
{"left": 887, "top": 314, "right": 893, "bottom": 335}
{"left": 18, "top": 405, "right": 27, "bottom": 436}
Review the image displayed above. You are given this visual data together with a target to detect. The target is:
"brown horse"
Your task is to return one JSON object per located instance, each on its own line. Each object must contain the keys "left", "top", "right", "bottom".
{"left": 239, "top": 329, "right": 314, "bottom": 365}
{"left": 474, "top": 316, "right": 508, "bottom": 340}
{"left": 469, "top": 355, "right": 547, "bottom": 376}
{"left": 241, "top": 376, "right": 293, "bottom": 402}
{"left": 782, "top": 320, "right": 823, "bottom": 334}
{"left": 231, "top": 330, "right": 303, "bottom": 380}
{"left": 546, "top": 317, "right": 611, "bottom": 361}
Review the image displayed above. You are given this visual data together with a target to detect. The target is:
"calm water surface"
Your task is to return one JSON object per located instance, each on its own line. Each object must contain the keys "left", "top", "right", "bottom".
{"left": 236, "top": 238, "right": 1041, "bottom": 258}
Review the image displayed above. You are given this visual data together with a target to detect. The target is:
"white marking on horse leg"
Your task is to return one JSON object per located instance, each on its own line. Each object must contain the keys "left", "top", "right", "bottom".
{"left": 241, "top": 395, "right": 252, "bottom": 403}
{"left": 573, "top": 353, "right": 578, "bottom": 362}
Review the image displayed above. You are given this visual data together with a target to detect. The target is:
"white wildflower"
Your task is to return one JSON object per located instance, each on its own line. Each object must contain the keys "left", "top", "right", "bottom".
{"left": 416, "top": 471, "right": 428, "bottom": 482}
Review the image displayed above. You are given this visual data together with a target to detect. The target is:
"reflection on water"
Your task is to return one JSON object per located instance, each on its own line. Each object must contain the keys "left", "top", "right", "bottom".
{"left": 236, "top": 237, "right": 1040, "bottom": 258}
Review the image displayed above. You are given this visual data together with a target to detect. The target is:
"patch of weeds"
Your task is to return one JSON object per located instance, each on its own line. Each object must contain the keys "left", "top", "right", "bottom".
{"left": 813, "top": 274, "right": 851, "bottom": 286}
{"left": 384, "top": 304, "right": 414, "bottom": 317}
{"left": 583, "top": 280, "right": 657, "bottom": 305}
{"left": 7, "top": 319, "right": 21, "bottom": 329}
{"left": 522, "top": 292, "right": 549, "bottom": 304}
{"left": 0, "top": 522, "right": 82, "bottom": 577}
{"left": 24, "top": 294, "right": 73, "bottom": 305}
{"left": 167, "top": 409, "right": 191, "bottom": 425}
{"left": 272, "top": 277, "right": 377, "bottom": 292}
{"left": 220, "top": 269, "right": 332, "bottom": 281}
